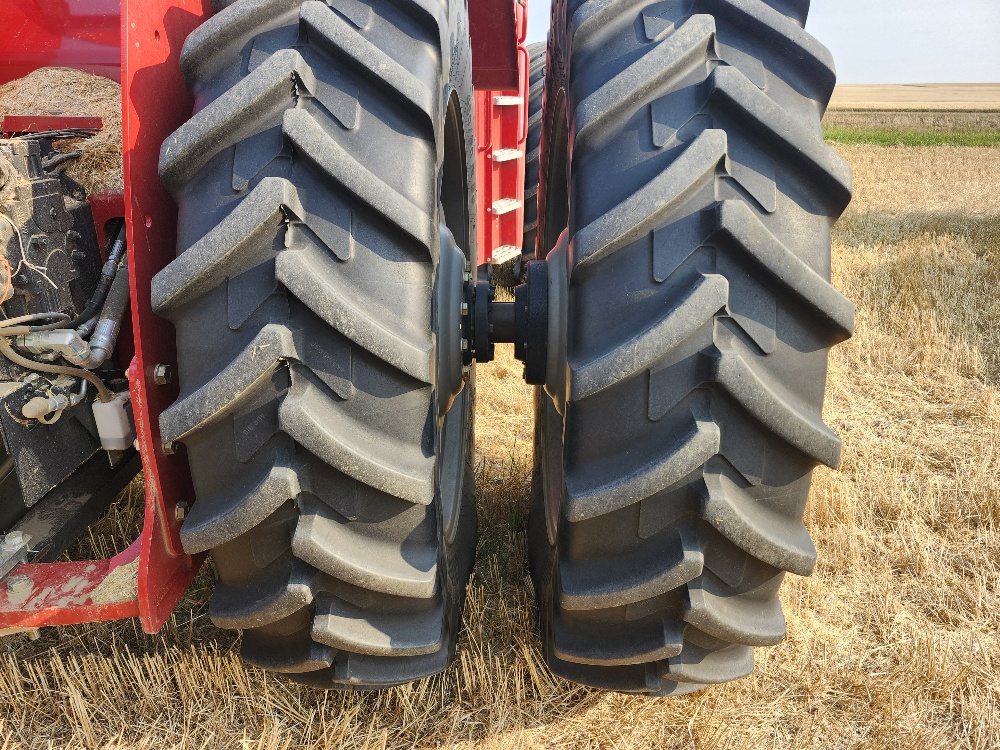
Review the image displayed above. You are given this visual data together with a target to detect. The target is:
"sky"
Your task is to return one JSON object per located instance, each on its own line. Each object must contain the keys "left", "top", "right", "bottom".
{"left": 524, "top": 0, "right": 1000, "bottom": 84}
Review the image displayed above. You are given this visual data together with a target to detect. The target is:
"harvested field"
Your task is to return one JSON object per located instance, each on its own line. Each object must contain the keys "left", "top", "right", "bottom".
{"left": 823, "top": 110, "right": 1000, "bottom": 147}
{"left": 824, "top": 110, "right": 1000, "bottom": 134}
{"left": 825, "top": 85, "right": 1000, "bottom": 145}
{"left": 823, "top": 106, "right": 1000, "bottom": 148}
{"left": 0, "top": 144, "right": 999, "bottom": 746}
{"left": 830, "top": 84, "right": 1000, "bottom": 111}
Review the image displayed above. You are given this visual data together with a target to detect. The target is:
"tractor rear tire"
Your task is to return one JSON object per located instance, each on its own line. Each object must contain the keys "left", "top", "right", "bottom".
{"left": 153, "top": 0, "right": 477, "bottom": 688}
{"left": 531, "top": 0, "right": 854, "bottom": 694}
{"left": 518, "top": 42, "right": 546, "bottom": 274}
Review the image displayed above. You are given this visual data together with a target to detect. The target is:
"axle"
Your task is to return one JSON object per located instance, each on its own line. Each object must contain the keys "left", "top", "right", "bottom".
{"left": 462, "top": 261, "right": 549, "bottom": 384}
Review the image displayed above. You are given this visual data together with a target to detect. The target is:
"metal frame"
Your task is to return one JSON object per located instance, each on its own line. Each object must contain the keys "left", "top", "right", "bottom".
{"left": 0, "top": 116, "right": 103, "bottom": 138}
{"left": 121, "top": 0, "right": 211, "bottom": 632}
{"left": 0, "top": 0, "right": 210, "bottom": 632}
{"left": 474, "top": 0, "right": 530, "bottom": 266}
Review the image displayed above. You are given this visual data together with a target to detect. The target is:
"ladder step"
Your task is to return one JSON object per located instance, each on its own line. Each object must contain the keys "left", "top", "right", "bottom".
{"left": 491, "top": 198, "right": 522, "bottom": 215}
{"left": 494, "top": 96, "right": 522, "bottom": 106}
{"left": 491, "top": 245, "right": 521, "bottom": 265}
{"left": 492, "top": 149, "right": 522, "bottom": 162}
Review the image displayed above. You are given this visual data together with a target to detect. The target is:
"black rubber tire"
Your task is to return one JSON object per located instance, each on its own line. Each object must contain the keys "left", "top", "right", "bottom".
{"left": 530, "top": 0, "right": 854, "bottom": 695}
{"left": 519, "top": 42, "right": 546, "bottom": 271}
{"left": 152, "top": 0, "right": 478, "bottom": 689}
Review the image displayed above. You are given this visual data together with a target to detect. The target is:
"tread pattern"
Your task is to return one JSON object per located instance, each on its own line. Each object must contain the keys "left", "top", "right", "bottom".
{"left": 530, "top": 0, "right": 853, "bottom": 695}
{"left": 155, "top": 0, "right": 476, "bottom": 688}
{"left": 521, "top": 42, "right": 546, "bottom": 266}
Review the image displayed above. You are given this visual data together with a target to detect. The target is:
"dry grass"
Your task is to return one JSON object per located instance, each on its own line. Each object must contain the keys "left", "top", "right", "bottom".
{"left": 0, "top": 68, "right": 123, "bottom": 195}
{"left": 824, "top": 111, "right": 1000, "bottom": 135}
{"left": 823, "top": 111, "right": 1000, "bottom": 147}
{"left": 837, "top": 145, "right": 1000, "bottom": 215}
{"left": 0, "top": 151, "right": 998, "bottom": 748}
{"left": 830, "top": 84, "right": 1000, "bottom": 111}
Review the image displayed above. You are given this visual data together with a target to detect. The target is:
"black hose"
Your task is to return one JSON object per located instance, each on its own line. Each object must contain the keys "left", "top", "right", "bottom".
{"left": 66, "top": 221, "right": 126, "bottom": 329}
{"left": 85, "top": 255, "right": 130, "bottom": 369}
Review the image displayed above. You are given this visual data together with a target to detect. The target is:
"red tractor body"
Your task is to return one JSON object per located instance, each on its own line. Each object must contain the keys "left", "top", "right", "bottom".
{"left": 0, "top": 0, "right": 122, "bottom": 87}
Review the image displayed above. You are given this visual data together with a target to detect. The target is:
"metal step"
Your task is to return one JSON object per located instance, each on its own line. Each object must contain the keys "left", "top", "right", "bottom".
{"left": 491, "top": 198, "right": 522, "bottom": 215}
{"left": 492, "top": 149, "right": 522, "bottom": 162}
{"left": 491, "top": 245, "right": 521, "bottom": 265}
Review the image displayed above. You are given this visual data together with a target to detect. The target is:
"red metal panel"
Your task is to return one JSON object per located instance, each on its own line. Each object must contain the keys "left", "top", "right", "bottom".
{"left": 88, "top": 192, "right": 126, "bottom": 252}
{"left": 0, "top": 541, "right": 140, "bottom": 629}
{"left": 0, "top": 0, "right": 121, "bottom": 85}
{"left": 474, "top": 0, "right": 530, "bottom": 266}
{"left": 121, "top": 0, "right": 211, "bottom": 633}
{"left": 470, "top": 0, "right": 519, "bottom": 90}
{"left": 0, "top": 116, "right": 103, "bottom": 137}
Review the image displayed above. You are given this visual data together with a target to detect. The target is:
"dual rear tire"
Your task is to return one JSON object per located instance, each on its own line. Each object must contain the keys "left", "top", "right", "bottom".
{"left": 155, "top": 0, "right": 477, "bottom": 688}
{"left": 530, "top": 0, "right": 853, "bottom": 694}
{"left": 158, "top": 0, "right": 851, "bottom": 693}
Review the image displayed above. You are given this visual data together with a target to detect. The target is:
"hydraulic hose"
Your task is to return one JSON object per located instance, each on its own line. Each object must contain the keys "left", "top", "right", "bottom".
{"left": 83, "top": 255, "right": 130, "bottom": 369}
{"left": 15, "top": 257, "right": 131, "bottom": 371}
{"left": 0, "top": 337, "right": 112, "bottom": 402}
{"left": 0, "top": 312, "right": 70, "bottom": 336}
{"left": 66, "top": 221, "right": 126, "bottom": 329}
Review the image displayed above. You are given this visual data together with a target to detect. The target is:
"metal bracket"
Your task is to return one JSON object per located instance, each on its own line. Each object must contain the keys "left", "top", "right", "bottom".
{"left": 0, "top": 532, "right": 31, "bottom": 581}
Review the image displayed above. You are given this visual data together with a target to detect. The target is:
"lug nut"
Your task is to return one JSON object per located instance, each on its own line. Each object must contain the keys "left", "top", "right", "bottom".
{"left": 153, "top": 363, "right": 174, "bottom": 385}
{"left": 462, "top": 365, "right": 471, "bottom": 381}
{"left": 162, "top": 441, "right": 179, "bottom": 455}
{"left": 174, "top": 501, "right": 190, "bottom": 522}
{"left": 461, "top": 302, "right": 468, "bottom": 316}
{"left": 461, "top": 339, "right": 468, "bottom": 351}
{"left": 6, "top": 574, "right": 31, "bottom": 596}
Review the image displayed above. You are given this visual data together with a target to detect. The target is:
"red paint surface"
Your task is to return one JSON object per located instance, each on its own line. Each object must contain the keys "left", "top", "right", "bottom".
{"left": 0, "top": 0, "right": 122, "bottom": 86}
{"left": 470, "top": 0, "right": 519, "bottom": 90}
{"left": 0, "top": 115, "right": 103, "bottom": 137}
{"left": 88, "top": 192, "right": 126, "bottom": 252}
{"left": 474, "top": 0, "right": 530, "bottom": 265}
{"left": 122, "top": 0, "right": 210, "bottom": 633}
{"left": 0, "top": 541, "right": 141, "bottom": 629}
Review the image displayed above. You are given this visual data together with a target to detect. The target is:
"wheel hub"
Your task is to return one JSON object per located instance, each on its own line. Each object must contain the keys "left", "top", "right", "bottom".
{"left": 461, "top": 260, "right": 552, "bottom": 385}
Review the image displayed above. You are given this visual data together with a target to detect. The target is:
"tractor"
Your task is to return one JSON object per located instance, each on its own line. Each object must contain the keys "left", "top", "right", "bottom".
{"left": 0, "top": 0, "right": 853, "bottom": 695}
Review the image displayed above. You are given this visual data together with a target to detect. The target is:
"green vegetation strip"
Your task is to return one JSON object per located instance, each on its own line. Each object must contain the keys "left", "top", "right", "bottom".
{"left": 824, "top": 126, "right": 1000, "bottom": 147}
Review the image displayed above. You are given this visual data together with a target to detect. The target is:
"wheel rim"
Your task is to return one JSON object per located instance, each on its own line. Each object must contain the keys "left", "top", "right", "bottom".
{"left": 438, "top": 89, "right": 474, "bottom": 548}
